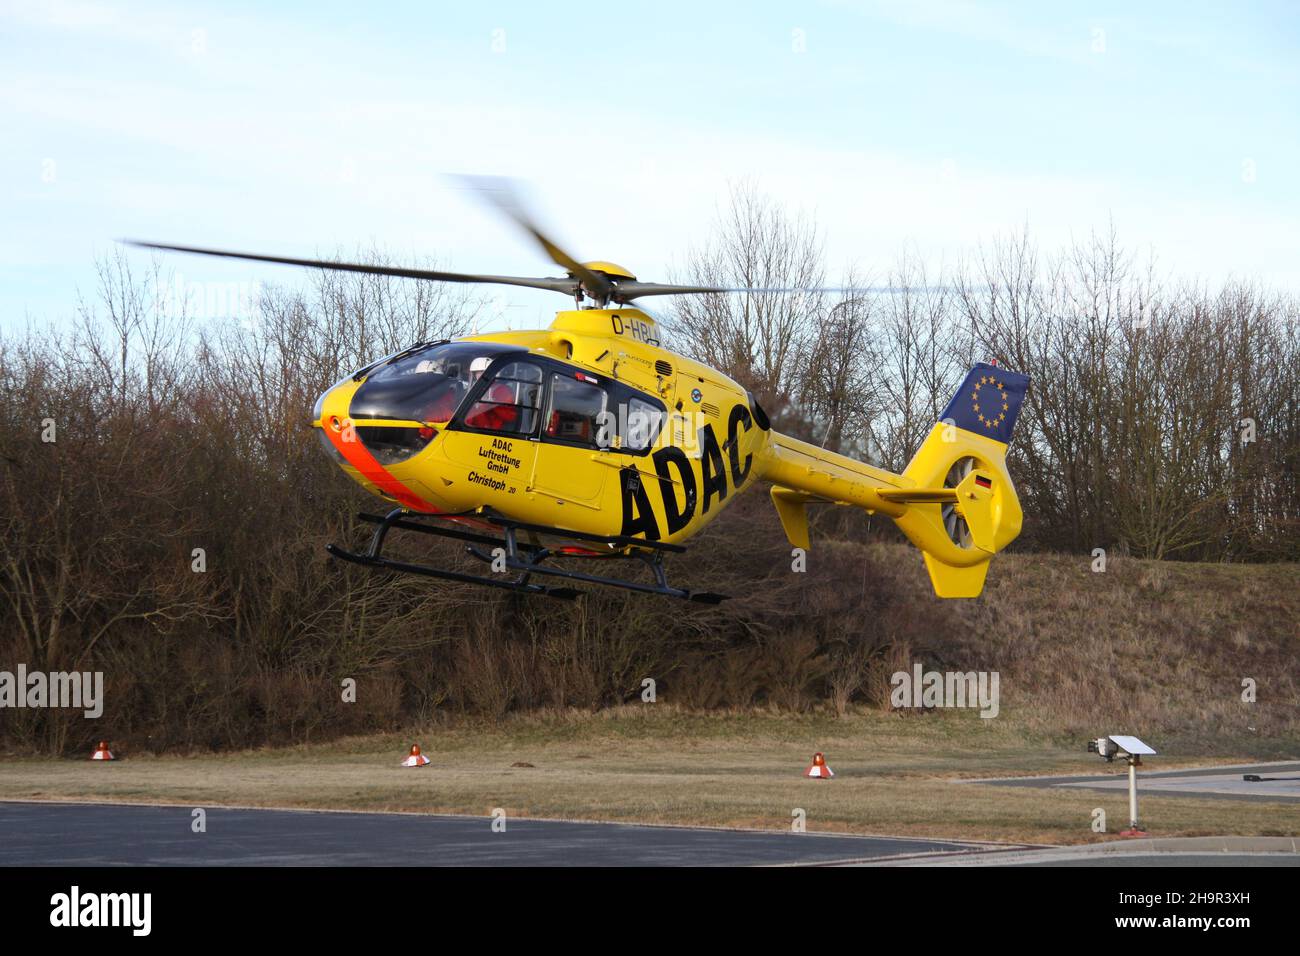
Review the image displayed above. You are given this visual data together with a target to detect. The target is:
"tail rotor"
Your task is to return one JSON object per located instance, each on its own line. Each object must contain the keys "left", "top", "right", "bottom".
{"left": 941, "top": 456, "right": 977, "bottom": 550}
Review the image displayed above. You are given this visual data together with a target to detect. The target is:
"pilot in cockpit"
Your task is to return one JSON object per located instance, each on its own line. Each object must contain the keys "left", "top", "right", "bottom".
{"left": 417, "top": 353, "right": 495, "bottom": 425}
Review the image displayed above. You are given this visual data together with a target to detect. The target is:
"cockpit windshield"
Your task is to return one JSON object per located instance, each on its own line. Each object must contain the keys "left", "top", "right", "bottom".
{"left": 349, "top": 342, "right": 519, "bottom": 425}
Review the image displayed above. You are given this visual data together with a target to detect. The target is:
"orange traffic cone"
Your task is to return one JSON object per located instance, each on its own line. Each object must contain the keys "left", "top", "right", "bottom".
{"left": 804, "top": 752, "right": 833, "bottom": 779}
{"left": 90, "top": 741, "right": 115, "bottom": 761}
{"left": 401, "top": 744, "right": 430, "bottom": 768}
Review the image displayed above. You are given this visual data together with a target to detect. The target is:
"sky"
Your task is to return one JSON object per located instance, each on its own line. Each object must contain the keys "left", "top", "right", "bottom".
{"left": 2, "top": 0, "right": 1298, "bottom": 334}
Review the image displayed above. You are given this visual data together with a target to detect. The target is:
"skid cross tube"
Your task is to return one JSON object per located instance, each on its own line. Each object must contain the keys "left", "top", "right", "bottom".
{"left": 481, "top": 513, "right": 689, "bottom": 554}
{"left": 327, "top": 508, "right": 579, "bottom": 599}
{"left": 493, "top": 524, "right": 723, "bottom": 603}
{"left": 326, "top": 508, "right": 726, "bottom": 603}
{"left": 356, "top": 511, "right": 546, "bottom": 554}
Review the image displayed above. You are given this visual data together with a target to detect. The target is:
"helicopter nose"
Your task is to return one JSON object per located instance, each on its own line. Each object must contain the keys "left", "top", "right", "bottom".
{"left": 313, "top": 383, "right": 350, "bottom": 465}
{"left": 312, "top": 375, "right": 440, "bottom": 469}
{"left": 311, "top": 379, "right": 446, "bottom": 513}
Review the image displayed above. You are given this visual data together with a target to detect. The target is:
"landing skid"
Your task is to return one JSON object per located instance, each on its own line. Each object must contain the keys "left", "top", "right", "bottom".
{"left": 326, "top": 508, "right": 727, "bottom": 603}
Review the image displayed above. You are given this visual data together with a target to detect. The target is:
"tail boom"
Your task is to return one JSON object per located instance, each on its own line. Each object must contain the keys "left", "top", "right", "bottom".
{"left": 755, "top": 363, "right": 1029, "bottom": 598}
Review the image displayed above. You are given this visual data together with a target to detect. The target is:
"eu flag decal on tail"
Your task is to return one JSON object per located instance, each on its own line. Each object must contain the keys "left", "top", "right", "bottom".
{"left": 940, "top": 363, "right": 1030, "bottom": 445}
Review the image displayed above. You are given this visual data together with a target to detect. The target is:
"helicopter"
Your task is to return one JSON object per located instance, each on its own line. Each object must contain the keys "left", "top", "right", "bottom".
{"left": 129, "top": 179, "right": 1029, "bottom": 602}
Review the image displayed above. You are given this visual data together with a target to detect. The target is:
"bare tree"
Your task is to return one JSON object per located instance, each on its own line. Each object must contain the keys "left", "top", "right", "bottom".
{"left": 870, "top": 252, "right": 964, "bottom": 471}
{"left": 668, "top": 181, "right": 825, "bottom": 414}
{"left": 796, "top": 275, "right": 880, "bottom": 455}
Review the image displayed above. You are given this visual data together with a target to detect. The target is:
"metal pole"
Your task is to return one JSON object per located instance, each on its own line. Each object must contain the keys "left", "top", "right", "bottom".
{"left": 1128, "top": 757, "right": 1139, "bottom": 830}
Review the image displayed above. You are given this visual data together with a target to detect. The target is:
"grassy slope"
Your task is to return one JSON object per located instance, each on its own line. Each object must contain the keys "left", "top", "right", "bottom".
{"left": 914, "top": 543, "right": 1300, "bottom": 755}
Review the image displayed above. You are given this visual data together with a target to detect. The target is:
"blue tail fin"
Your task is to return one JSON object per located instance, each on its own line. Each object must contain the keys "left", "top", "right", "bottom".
{"left": 939, "top": 363, "right": 1030, "bottom": 444}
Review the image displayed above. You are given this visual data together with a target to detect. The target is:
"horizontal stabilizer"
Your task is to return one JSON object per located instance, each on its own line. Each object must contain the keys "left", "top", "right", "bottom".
{"left": 876, "top": 487, "right": 959, "bottom": 504}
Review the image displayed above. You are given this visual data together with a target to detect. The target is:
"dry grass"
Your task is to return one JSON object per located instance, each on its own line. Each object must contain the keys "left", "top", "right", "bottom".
{"left": 2, "top": 708, "right": 1296, "bottom": 845}
{"left": 884, "top": 542, "right": 1300, "bottom": 754}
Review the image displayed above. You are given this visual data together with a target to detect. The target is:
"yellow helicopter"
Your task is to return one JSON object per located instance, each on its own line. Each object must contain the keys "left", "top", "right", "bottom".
{"left": 130, "top": 181, "right": 1028, "bottom": 602}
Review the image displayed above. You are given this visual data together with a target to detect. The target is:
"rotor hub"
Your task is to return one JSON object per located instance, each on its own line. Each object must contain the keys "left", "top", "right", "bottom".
{"left": 572, "top": 262, "right": 637, "bottom": 308}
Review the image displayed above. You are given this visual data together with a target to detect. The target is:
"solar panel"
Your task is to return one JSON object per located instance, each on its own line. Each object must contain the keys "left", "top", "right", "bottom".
{"left": 1108, "top": 735, "right": 1156, "bottom": 755}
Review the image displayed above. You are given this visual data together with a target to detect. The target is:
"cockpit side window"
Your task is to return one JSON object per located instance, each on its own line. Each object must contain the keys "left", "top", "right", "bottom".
{"left": 538, "top": 371, "right": 666, "bottom": 454}
{"left": 460, "top": 360, "right": 544, "bottom": 436}
{"left": 545, "top": 374, "right": 608, "bottom": 447}
{"left": 622, "top": 397, "right": 664, "bottom": 452}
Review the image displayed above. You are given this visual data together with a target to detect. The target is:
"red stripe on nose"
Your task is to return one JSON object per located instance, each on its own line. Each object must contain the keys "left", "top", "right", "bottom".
{"left": 324, "top": 420, "right": 441, "bottom": 513}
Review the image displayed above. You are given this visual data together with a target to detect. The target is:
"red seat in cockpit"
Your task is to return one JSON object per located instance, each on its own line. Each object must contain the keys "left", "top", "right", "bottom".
{"left": 465, "top": 382, "right": 519, "bottom": 431}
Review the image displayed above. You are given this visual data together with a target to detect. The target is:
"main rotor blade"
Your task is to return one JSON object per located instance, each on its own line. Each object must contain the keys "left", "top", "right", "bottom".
{"left": 122, "top": 241, "right": 578, "bottom": 295}
{"left": 612, "top": 281, "right": 738, "bottom": 300}
{"left": 614, "top": 282, "right": 955, "bottom": 300}
{"left": 449, "top": 175, "right": 613, "bottom": 299}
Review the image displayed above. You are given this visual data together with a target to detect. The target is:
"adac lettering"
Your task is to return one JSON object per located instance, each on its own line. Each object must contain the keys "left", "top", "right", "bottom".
{"left": 619, "top": 466, "right": 659, "bottom": 540}
{"left": 653, "top": 446, "right": 696, "bottom": 535}
{"left": 620, "top": 403, "right": 752, "bottom": 540}
{"left": 727, "top": 404, "right": 752, "bottom": 486}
